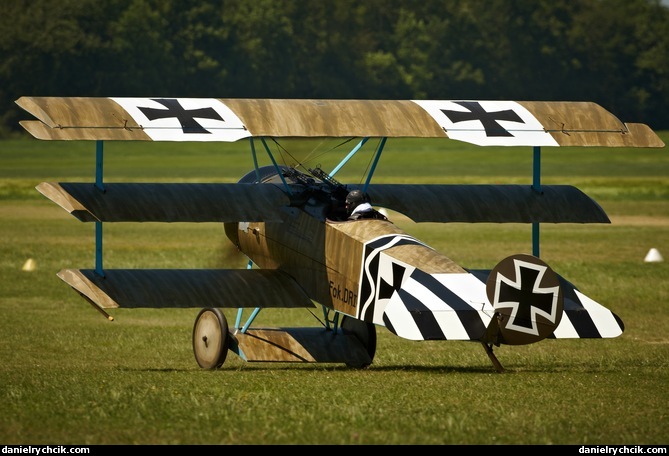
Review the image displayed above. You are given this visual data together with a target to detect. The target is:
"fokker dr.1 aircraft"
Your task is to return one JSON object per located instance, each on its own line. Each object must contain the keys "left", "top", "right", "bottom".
{"left": 16, "top": 97, "right": 665, "bottom": 372}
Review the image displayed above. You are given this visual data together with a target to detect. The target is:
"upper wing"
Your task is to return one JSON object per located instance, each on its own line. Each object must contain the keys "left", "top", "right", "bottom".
{"left": 16, "top": 97, "right": 664, "bottom": 148}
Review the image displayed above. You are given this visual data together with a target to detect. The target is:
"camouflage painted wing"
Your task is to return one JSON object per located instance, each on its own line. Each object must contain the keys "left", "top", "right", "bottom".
{"left": 16, "top": 97, "right": 664, "bottom": 147}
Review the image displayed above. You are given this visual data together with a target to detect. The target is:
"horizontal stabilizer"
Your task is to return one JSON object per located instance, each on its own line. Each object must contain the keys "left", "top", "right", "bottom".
{"left": 36, "top": 182, "right": 290, "bottom": 222}
{"left": 384, "top": 266, "right": 623, "bottom": 342}
{"left": 468, "top": 269, "right": 624, "bottom": 339}
{"left": 57, "top": 268, "right": 315, "bottom": 313}
{"left": 363, "top": 184, "right": 610, "bottom": 223}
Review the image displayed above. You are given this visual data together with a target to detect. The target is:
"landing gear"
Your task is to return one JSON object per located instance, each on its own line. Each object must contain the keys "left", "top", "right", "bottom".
{"left": 192, "top": 308, "right": 229, "bottom": 369}
{"left": 340, "top": 315, "right": 377, "bottom": 368}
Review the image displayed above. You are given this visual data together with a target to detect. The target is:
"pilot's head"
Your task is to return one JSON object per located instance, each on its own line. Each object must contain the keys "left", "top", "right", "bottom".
{"left": 345, "top": 189, "right": 369, "bottom": 214}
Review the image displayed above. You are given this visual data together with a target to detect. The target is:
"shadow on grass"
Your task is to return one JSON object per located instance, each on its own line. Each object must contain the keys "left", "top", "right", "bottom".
{"left": 113, "top": 360, "right": 629, "bottom": 375}
{"left": 113, "top": 364, "right": 529, "bottom": 374}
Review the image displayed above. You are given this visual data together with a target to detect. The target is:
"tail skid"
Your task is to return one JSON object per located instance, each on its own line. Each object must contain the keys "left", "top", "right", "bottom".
{"left": 481, "top": 342, "right": 505, "bottom": 373}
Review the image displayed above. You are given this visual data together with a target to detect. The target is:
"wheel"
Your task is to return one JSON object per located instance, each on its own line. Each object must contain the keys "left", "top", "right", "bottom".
{"left": 341, "top": 315, "right": 377, "bottom": 368}
{"left": 192, "top": 308, "right": 229, "bottom": 369}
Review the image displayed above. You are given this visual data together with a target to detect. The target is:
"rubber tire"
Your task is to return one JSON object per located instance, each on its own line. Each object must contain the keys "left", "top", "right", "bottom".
{"left": 192, "top": 308, "right": 229, "bottom": 369}
{"left": 341, "top": 315, "right": 377, "bottom": 368}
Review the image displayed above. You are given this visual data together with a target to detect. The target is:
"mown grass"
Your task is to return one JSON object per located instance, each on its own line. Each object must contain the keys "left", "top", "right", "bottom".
{"left": 0, "top": 135, "right": 668, "bottom": 445}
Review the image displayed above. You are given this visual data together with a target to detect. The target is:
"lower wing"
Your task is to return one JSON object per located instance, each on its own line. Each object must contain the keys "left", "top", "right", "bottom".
{"left": 58, "top": 268, "right": 315, "bottom": 319}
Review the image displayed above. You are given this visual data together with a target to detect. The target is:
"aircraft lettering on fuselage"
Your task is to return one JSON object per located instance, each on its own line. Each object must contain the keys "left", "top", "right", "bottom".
{"left": 329, "top": 280, "right": 357, "bottom": 307}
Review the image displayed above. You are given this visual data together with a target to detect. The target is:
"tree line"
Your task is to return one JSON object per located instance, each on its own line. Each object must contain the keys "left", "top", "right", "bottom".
{"left": 1, "top": 0, "right": 668, "bottom": 137}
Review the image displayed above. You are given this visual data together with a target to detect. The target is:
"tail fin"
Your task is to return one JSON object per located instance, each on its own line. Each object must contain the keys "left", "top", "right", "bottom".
{"left": 482, "top": 254, "right": 564, "bottom": 346}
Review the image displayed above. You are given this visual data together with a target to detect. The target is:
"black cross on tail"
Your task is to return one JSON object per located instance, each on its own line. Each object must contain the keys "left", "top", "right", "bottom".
{"left": 485, "top": 254, "right": 564, "bottom": 345}
{"left": 138, "top": 99, "right": 224, "bottom": 134}
{"left": 497, "top": 264, "right": 556, "bottom": 331}
{"left": 440, "top": 101, "right": 524, "bottom": 137}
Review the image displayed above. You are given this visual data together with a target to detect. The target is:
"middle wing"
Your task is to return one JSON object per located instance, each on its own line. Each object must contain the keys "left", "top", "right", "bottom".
{"left": 37, "top": 181, "right": 609, "bottom": 224}
{"left": 36, "top": 182, "right": 290, "bottom": 222}
{"left": 361, "top": 184, "right": 610, "bottom": 223}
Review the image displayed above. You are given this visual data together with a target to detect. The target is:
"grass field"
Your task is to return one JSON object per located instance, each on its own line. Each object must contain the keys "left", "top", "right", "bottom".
{"left": 1, "top": 135, "right": 668, "bottom": 445}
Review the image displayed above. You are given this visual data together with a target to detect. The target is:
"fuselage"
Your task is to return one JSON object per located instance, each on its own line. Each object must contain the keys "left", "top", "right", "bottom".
{"left": 223, "top": 167, "right": 476, "bottom": 330}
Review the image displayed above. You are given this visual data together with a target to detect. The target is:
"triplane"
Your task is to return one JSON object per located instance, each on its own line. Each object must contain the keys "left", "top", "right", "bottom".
{"left": 16, "top": 97, "right": 665, "bottom": 372}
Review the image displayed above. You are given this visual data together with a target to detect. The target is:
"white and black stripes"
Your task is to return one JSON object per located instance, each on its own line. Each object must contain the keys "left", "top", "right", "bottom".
{"left": 356, "top": 234, "right": 427, "bottom": 323}
{"left": 356, "top": 235, "right": 624, "bottom": 342}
